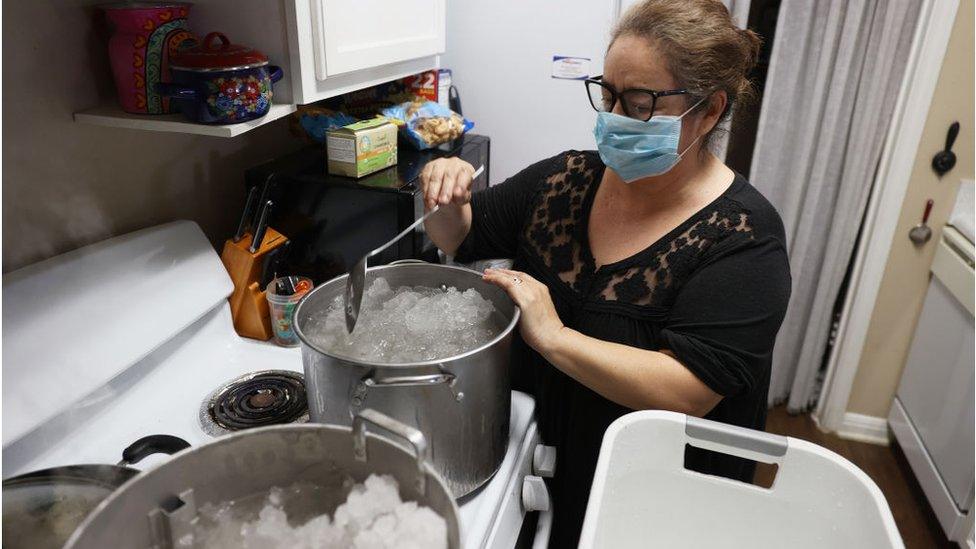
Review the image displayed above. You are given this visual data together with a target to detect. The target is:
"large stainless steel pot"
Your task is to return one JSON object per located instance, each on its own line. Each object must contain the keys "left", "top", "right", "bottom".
{"left": 294, "top": 262, "right": 519, "bottom": 497}
{"left": 65, "top": 410, "right": 460, "bottom": 549}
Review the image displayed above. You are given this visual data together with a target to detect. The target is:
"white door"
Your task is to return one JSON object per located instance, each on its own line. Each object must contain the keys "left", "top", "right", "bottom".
{"left": 897, "top": 232, "right": 975, "bottom": 512}
{"left": 311, "top": 0, "right": 446, "bottom": 78}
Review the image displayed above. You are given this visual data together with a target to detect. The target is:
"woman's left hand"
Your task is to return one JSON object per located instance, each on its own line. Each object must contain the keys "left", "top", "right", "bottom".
{"left": 482, "top": 268, "right": 565, "bottom": 354}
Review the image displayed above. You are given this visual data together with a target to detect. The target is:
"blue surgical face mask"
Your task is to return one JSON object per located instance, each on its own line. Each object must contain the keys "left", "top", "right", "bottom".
{"left": 593, "top": 97, "right": 705, "bottom": 183}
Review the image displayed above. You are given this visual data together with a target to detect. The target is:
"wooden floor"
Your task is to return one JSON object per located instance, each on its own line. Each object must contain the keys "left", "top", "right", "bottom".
{"left": 754, "top": 406, "right": 955, "bottom": 549}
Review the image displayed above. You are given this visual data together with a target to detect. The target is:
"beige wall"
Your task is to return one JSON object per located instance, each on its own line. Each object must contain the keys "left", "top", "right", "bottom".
{"left": 2, "top": 1, "right": 303, "bottom": 272}
{"left": 846, "top": 0, "right": 975, "bottom": 417}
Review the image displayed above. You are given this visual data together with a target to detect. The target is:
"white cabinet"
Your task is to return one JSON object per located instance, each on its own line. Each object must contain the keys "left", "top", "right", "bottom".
{"left": 288, "top": 0, "right": 444, "bottom": 104}
{"left": 310, "top": 0, "right": 445, "bottom": 78}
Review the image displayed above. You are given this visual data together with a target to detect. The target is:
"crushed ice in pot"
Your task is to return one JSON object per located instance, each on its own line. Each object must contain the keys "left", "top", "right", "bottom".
{"left": 176, "top": 474, "right": 447, "bottom": 549}
{"left": 304, "top": 278, "right": 502, "bottom": 363}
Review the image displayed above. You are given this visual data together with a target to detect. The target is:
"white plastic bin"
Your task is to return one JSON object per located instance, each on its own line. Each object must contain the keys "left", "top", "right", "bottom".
{"left": 579, "top": 411, "right": 904, "bottom": 548}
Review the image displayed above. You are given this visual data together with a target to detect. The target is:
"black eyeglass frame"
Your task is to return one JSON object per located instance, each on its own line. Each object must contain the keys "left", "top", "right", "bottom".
{"left": 584, "top": 75, "right": 690, "bottom": 121}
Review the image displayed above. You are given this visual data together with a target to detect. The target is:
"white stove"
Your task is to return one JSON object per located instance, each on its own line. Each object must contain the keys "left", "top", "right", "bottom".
{"left": 2, "top": 221, "right": 552, "bottom": 548}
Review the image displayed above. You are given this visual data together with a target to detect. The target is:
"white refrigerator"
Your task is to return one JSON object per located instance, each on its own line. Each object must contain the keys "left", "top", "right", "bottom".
{"left": 441, "top": 0, "right": 749, "bottom": 185}
{"left": 440, "top": 1, "right": 619, "bottom": 184}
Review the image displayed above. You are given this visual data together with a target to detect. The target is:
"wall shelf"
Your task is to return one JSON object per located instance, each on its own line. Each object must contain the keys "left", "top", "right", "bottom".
{"left": 73, "top": 103, "right": 297, "bottom": 138}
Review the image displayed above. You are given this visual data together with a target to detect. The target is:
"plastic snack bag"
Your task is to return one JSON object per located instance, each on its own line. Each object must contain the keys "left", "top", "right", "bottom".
{"left": 381, "top": 100, "right": 473, "bottom": 150}
{"left": 293, "top": 106, "right": 358, "bottom": 143}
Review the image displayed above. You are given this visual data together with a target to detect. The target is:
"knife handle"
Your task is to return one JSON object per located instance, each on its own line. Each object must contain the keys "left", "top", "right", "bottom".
{"left": 257, "top": 174, "right": 275, "bottom": 214}
{"left": 234, "top": 186, "right": 260, "bottom": 242}
{"left": 250, "top": 200, "right": 273, "bottom": 254}
{"left": 261, "top": 239, "right": 291, "bottom": 287}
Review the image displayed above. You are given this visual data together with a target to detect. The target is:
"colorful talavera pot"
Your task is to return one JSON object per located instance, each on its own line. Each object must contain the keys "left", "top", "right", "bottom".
{"left": 103, "top": 2, "right": 196, "bottom": 114}
{"left": 156, "top": 32, "right": 283, "bottom": 125}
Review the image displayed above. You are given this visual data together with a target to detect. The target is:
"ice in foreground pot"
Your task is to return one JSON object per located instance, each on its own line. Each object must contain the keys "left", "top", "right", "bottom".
{"left": 65, "top": 410, "right": 461, "bottom": 549}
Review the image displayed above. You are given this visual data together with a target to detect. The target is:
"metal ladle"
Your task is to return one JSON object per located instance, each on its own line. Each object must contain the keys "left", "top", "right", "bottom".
{"left": 344, "top": 165, "right": 484, "bottom": 333}
{"left": 908, "top": 199, "right": 935, "bottom": 246}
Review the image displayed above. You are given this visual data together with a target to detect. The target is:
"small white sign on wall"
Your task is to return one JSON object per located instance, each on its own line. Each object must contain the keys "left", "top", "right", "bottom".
{"left": 551, "top": 56, "right": 591, "bottom": 80}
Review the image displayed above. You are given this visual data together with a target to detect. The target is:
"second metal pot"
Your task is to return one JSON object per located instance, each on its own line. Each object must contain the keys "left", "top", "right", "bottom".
{"left": 2, "top": 435, "right": 189, "bottom": 549}
{"left": 294, "top": 263, "right": 520, "bottom": 497}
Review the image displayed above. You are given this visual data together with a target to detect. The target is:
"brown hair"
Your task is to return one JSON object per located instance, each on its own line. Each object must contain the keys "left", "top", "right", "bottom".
{"left": 610, "top": 0, "right": 761, "bottom": 147}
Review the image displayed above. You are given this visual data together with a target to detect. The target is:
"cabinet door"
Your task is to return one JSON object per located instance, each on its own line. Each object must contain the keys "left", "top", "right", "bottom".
{"left": 311, "top": 0, "right": 445, "bottom": 78}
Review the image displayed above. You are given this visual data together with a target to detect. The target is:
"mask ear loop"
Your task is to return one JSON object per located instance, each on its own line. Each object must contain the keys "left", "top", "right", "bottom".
{"left": 676, "top": 132, "right": 704, "bottom": 159}
{"left": 677, "top": 95, "right": 708, "bottom": 119}
{"left": 675, "top": 95, "right": 709, "bottom": 158}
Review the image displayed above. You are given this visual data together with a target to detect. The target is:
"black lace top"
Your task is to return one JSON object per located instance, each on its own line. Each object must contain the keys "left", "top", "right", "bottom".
{"left": 456, "top": 151, "right": 790, "bottom": 547}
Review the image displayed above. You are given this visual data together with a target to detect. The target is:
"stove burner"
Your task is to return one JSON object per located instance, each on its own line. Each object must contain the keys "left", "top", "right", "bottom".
{"left": 207, "top": 371, "right": 307, "bottom": 432}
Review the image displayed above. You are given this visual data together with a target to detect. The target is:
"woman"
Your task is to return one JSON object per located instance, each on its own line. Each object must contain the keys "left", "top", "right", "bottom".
{"left": 421, "top": 0, "right": 790, "bottom": 545}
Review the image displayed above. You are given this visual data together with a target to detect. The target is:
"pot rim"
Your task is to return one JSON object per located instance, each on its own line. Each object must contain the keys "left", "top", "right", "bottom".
{"left": 3, "top": 464, "right": 138, "bottom": 488}
{"left": 293, "top": 263, "right": 521, "bottom": 368}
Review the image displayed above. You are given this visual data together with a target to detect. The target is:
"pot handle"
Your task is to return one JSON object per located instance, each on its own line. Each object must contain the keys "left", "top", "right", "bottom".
{"left": 357, "top": 370, "right": 463, "bottom": 403}
{"left": 268, "top": 65, "right": 284, "bottom": 84}
{"left": 202, "top": 32, "right": 232, "bottom": 51}
{"left": 119, "top": 434, "right": 191, "bottom": 466}
{"left": 388, "top": 259, "right": 428, "bottom": 266}
{"left": 155, "top": 82, "right": 197, "bottom": 100}
{"left": 353, "top": 408, "right": 428, "bottom": 495}
{"left": 363, "top": 372, "right": 455, "bottom": 387}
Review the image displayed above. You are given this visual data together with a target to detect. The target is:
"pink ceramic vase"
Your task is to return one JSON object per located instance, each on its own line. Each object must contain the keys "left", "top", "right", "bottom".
{"left": 103, "top": 2, "right": 195, "bottom": 114}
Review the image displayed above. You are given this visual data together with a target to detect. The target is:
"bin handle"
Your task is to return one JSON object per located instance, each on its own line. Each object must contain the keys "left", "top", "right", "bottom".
{"left": 685, "top": 416, "right": 787, "bottom": 458}
{"left": 353, "top": 408, "right": 428, "bottom": 495}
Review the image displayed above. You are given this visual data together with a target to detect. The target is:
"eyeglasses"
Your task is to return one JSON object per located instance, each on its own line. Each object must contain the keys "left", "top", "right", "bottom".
{"left": 585, "top": 75, "right": 689, "bottom": 121}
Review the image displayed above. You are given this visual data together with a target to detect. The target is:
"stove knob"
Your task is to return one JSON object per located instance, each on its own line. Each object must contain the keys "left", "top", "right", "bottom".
{"left": 522, "top": 475, "right": 550, "bottom": 512}
{"left": 533, "top": 444, "right": 556, "bottom": 478}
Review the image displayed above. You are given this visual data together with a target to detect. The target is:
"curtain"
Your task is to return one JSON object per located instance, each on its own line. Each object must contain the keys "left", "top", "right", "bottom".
{"left": 713, "top": 0, "right": 752, "bottom": 161}
{"left": 750, "top": 0, "right": 922, "bottom": 411}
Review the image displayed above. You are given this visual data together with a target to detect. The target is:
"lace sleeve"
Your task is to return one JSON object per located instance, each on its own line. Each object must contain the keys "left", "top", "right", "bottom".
{"left": 454, "top": 153, "right": 565, "bottom": 263}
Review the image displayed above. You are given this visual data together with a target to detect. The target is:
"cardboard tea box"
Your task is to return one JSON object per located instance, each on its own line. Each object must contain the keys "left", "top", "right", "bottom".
{"left": 326, "top": 117, "right": 398, "bottom": 178}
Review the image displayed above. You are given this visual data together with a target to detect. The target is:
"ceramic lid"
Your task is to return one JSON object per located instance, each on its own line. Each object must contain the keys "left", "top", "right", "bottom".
{"left": 170, "top": 32, "right": 268, "bottom": 72}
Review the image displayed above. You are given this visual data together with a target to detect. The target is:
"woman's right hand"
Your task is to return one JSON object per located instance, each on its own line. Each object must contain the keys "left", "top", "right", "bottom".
{"left": 419, "top": 157, "right": 477, "bottom": 210}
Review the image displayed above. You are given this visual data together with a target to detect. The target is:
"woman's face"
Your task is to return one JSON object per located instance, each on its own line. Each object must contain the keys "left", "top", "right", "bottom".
{"left": 602, "top": 34, "right": 716, "bottom": 153}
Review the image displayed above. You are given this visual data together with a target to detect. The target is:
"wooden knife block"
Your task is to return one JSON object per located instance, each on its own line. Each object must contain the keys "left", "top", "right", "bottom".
{"left": 220, "top": 228, "right": 287, "bottom": 340}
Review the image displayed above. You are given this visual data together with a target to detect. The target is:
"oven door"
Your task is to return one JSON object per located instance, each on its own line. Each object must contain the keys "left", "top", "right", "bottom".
{"left": 890, "top": 226, "right": 974, "bottom": 542}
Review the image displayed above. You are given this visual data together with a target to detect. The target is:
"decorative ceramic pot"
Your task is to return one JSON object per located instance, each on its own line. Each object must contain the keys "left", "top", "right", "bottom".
{"left": 103, "top": 2, "right": 195, "bottom": 114}
{"left": 156, "top": 32, "right": 283, "bottom": 125}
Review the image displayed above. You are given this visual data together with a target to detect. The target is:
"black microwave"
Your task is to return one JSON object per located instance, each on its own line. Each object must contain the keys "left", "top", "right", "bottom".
{"left": 244, "top": 134, "right": 489, "bottom": 285}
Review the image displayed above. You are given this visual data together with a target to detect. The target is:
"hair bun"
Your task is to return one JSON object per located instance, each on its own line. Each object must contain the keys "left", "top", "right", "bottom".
{"left": 740, "top": 27, "right": 762, "bottom": 69}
